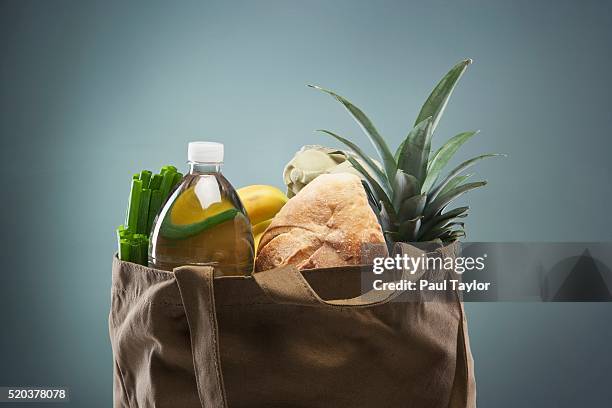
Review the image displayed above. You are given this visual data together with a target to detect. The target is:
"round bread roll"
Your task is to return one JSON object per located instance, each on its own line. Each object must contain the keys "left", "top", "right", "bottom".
{"left": 255, "top": 173, "right": 386, "bottom": 271}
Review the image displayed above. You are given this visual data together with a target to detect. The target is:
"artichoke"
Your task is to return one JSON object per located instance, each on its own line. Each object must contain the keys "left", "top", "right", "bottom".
{"left": 283, "top": 145, "right": 365, "bottom": 197}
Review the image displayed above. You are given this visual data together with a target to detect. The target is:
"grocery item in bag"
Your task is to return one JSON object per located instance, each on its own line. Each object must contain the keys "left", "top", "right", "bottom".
{"left": 116, "top": 166, "right": 182, "bottom": 265}
{"left": 255, "top": 173, "right": 386, "bottom": 271}
{"left": 149, "top": 142, "right": 254, "bottom": 275}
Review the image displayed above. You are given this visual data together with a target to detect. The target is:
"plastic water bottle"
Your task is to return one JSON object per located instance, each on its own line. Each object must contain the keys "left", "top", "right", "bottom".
{"left": 149, "top": 142, "right": 254, "bottom": 275}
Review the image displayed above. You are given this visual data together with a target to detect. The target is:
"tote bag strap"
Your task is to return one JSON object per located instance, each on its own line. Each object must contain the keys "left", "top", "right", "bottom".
{"left": 253, "top": 242, "right": 460, "bottom": 308}
{"left": 252, "top": 265, "right": 403, "bottom": 307}
{"left": 174, "top": 266, "right": 228, "bottom": 408}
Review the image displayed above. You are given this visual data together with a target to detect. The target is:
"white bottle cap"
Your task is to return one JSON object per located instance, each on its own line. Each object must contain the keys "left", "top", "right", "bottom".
{"left": 188, "top": 141, "right": 224, "bottom": 163}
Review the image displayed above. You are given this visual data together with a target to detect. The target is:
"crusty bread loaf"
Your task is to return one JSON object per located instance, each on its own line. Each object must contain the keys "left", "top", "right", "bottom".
{"left": 255, "top": 173, "right": 386, "bottom": 271}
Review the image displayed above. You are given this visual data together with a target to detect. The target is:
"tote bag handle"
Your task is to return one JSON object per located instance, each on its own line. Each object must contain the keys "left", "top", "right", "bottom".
{"left": 253, "top": 242, "right": 460, "bottom": 308}
{"left": 174, "top": 266, "right": 228, "bottom": 408}
{"left": 252, "top": 265, "right": 404, "bottom": 308}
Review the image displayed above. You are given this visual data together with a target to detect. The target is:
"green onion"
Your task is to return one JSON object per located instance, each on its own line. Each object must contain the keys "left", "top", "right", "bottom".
{"left": 172, "top": 172, "right": 182, "bottom": 188}
{"left": 118, "top": 165, "right": 181, "bottom": 265}
{"left": 126, "top": 179, "right": 143, "bottom": 232}
{"left": 133, "top": 234, "right": 148, "bottom": 265}
{"left": 147, "top": 190, "right": 163, "bottom": 232}
{"left": 119, "top": 239, "right": 131, "bottom": 261}
{"left": 149, "top": 174, "right": 162, "bottom": 190}
{"left": 137, "top": 188, "right": 152, "bottom": 234}
{"left": 161, "top": 165, "right": 177, "bottom": 174}
{"left": 139, "top": 170, "right": 152, "bottom": 189}
{"left": 159, "top": 168, "right": 177, "bottom": 200}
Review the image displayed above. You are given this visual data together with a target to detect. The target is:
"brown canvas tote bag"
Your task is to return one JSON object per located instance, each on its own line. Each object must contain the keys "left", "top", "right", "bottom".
{"left": 109, "top": 242, "right": 476, "bottom": 408}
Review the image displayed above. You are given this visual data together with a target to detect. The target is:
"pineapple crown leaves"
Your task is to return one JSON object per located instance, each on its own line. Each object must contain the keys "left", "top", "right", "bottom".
{"left": 309, "top": 59, "right": 506, "bottom": 244}
{"left": 307, "top": 85, "right": 397, "bottom": 184}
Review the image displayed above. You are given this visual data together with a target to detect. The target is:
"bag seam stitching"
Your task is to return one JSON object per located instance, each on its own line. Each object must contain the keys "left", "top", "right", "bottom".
{"left": 206, "top": 271, "right": 228, "bottom": 407}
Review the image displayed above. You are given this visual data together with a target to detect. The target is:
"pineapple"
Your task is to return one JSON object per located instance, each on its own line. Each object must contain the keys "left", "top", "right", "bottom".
{"left": 310, "top": 59, "right": 504, "bottom": 245}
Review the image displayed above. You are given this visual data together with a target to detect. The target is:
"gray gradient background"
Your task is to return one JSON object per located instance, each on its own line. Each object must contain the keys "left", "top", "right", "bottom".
{"left": 1, "top": 0, "right": 611, "bottom": 406}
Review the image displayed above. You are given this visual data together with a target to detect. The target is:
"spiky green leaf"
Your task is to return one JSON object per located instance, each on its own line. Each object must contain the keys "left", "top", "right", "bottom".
{"left": 392, "top": 170, "right": 419, "bottom": 210}
{"left": 420, "top": 218, "right": 466, "bottom": 241}
{"left": 346, "top": 156, "right": 393, "bottom": 211}
{"left": 318, "top": 129, "right": 392, "bottom": 196}
{"left": 398, "top": 216, "right": 424, "bottom": 241}
{"left": 441, "top": 229, "right": 466, "bottom": 243}
{"left": 425, "top": 181, "right": 487, "bottom": 219}
{"left": 429, "top": 154, "right": 505, "bottom": 201}
{"left": 421, "top": 130, "right": 479, "bottom": 193}
{"left": 398, "top": 194, "right": 427, "bottom": 221}
{"left": 421, "top": 223, "right": 465, "bottom": 242}
{"left": 420, "top": 206, "right": 469, "bottom": 234}
{"left": 395, "top": 59, "right": 472, "bottom": 161}
{"left": 397, "top": 116, "right": 433, "bottom": 183}
{"left": 439, "top": 174, "right": 473, "bottom": 197}
{"left": 379, "top": 202, "right": 397, "bottom": 232}
{"left": 309, "top": 85, "right": 396, "bottom": 182}
{"left": 415, "top": 59, "right": 472, "bottom": 132}
{"left": 361, "top": 180, "right": 380, "bottom": 209}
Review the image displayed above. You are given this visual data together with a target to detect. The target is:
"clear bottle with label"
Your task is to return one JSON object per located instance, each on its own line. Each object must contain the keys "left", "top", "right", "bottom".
{"left": 149, "top": 142, "right": 254, "bottom": 275}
